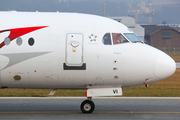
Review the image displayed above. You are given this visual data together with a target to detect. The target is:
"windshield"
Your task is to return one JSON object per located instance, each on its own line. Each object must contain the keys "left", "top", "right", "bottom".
{"left": 124, "top": 33, "right": 142, "bottom": 43}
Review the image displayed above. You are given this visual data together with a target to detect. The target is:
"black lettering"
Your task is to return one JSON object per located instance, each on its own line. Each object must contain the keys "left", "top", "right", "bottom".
{"left": 113, "top": 89, "right": 118, "bottom": 94}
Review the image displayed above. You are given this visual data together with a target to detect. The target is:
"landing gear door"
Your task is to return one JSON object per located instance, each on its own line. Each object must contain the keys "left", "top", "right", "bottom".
{"left": 66, "top": 34, "right": 83, "bottom": 66}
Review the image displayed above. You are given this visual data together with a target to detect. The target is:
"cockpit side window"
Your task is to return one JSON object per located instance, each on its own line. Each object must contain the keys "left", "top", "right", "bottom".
{"left": 112, "top": 33, "right": 129, "bottom": 45}
{"left": 102, "top": 33, "right": 112, "bottom": 45}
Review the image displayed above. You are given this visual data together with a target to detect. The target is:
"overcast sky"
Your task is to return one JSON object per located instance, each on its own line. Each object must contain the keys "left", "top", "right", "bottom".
{"left": 0, "top": 0, "right": 179, "bottom": 24}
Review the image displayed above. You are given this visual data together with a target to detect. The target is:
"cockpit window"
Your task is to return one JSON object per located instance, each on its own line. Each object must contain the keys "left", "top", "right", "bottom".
{"left": 102, "top": 33, "right": 112, "bottom": 45}
{"left": 124, "top": 33, "right": 142, "bottom": 43}
{"left": 112, "top": 33, "right": 129, "bottom": 45}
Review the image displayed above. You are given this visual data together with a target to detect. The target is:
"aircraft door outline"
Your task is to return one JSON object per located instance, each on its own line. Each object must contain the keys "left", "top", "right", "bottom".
{"left": 66, "top": 33, "right": 84, "bottom": 66}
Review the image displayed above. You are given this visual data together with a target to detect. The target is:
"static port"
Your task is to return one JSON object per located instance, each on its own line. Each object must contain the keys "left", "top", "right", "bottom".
{"left": 114, "top": 76, "right": 119, "bottom": 78}
{"left": 113, "top": 68, "right": 117, "bottom": 70}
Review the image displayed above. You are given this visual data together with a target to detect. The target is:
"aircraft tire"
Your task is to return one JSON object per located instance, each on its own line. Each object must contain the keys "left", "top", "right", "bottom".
{"left": 80, "top": 100, "right": 95, "bottom": 113}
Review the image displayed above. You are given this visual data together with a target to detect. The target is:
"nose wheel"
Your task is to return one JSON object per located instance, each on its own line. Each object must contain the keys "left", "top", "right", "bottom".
{"left": 80, "top": 99, "right": 95, "bottom": 113}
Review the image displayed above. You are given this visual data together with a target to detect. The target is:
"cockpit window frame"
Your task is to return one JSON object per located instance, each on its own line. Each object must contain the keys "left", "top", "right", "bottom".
{"left": 103, "top": 33, "right": 138, "bottom": 45}
{"left": 102, "top": 33, "right": 113, "bottom": 45}
{"left": 112, "top": 33, "right": 130, "bottom": 45}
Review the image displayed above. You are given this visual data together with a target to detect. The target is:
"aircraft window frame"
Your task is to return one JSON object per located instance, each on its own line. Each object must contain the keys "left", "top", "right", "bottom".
{"left": 102, "top": 33, "right": 112, "bottom": 45}
{"left": 16, "top": 37, "right": 23, "bottom": 46}
{"left": 4, "top": 37, "right": 11, "bottom": 45}
{"left": 124, "top": 33, "right": 142, "bottom": 43}
{"left": 28, "top": 37, "right": 35, "bottom": 46}
{"left": 112, "top": 33, "right": 129, "bottom": 45}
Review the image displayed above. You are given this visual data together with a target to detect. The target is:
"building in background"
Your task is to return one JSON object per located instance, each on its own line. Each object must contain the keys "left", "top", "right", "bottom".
{"left": 142, "top": 25, "right": 180, "bottom": 48}
{"left": 109, "top": 16, "right": 180, "bottom": 48}
{"left": 110, "top": 16, "right": 145, "bottom": 41}
{"left": 172, "top": 27, "right": 180, "bottom": 32}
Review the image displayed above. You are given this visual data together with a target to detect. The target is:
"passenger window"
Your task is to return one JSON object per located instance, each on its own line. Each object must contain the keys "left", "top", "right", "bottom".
{"left": 112, "top": 33, "right": 128, "bottom": 45}
{"left": 102, "top": 33, "right": 112, "bottom": 45}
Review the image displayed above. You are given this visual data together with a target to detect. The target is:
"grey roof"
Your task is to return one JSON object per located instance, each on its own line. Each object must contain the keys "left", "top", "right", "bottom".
{"left": 141, "top": 25, "right": 180, "bottom": 36}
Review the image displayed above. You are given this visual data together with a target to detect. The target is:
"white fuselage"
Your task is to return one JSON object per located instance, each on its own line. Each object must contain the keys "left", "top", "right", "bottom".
{"left": 0, "top": 11, "right": 176, "bottom": 89}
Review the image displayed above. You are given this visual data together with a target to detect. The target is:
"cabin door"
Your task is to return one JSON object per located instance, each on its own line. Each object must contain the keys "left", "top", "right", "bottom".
{"left": 66, "top": 33, "right": 83, "bottom": 66}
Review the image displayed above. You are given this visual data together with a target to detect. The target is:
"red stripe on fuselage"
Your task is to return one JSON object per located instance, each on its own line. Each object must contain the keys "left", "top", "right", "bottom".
{"left": 0, "top": 26, "right": 48, "bottom": 49}
{"left": 0, "top": 42, "right": 5, "bottom": 49}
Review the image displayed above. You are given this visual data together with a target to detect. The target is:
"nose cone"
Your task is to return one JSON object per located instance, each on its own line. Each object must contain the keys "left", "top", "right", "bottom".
{"left": 154, "top": 50, "right": 176, "bottom": 79}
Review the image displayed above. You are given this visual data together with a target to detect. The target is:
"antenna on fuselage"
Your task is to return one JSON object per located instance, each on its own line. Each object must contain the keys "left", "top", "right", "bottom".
{"left": 103, "top": 0, "right": 106, "bottom": 17}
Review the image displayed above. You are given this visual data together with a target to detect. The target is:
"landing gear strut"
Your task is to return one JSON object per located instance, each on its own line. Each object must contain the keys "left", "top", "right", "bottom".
{"left": 80, "top": 97, "right": 95, "bottom": 113}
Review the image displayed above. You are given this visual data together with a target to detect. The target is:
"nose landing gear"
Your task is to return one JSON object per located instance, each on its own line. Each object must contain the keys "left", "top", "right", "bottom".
{"left": 80, "top": 97, "right": 95, "bottom": 113}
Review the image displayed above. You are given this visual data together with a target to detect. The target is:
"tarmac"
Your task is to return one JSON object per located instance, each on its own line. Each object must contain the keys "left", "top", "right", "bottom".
{"left": 0, "top": 97, "right": 180, "bottom": 120}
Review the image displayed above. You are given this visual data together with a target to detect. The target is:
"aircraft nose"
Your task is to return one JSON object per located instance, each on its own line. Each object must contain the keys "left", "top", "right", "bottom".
{"left": 154, "top": 50, "right": 176, "bottom": 79}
